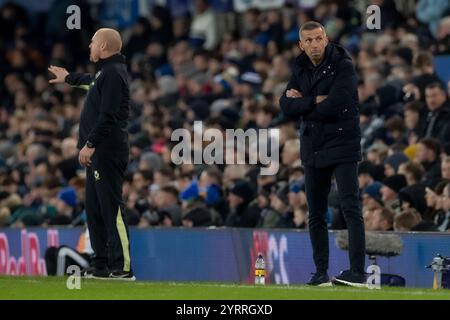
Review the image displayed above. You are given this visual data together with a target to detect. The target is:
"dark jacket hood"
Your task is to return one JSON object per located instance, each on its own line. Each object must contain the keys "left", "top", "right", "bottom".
{"left": 295, "top": 42, "right": 352, "bottom": 71}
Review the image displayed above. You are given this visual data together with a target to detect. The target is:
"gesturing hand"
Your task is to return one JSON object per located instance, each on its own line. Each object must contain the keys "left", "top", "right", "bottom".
{"left": 286, "top": 89, "right": 303, "bottom": 98}
{"left": 48, "top": 65, "right": 69, "bottom": 84}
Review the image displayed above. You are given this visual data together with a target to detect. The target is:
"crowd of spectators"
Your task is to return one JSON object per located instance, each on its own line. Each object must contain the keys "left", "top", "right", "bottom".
{"left": 0, "top": 0, "right": 449, "bottom": 232}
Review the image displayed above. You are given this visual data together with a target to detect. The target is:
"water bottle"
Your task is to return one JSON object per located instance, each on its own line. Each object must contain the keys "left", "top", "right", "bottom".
{"left": 426, "top": 254, "right": 450, "bottom": 289}
{"left": 254, "top": 253, "right": 265, "bottom": 285}
{"left": 428, "top": 255, "right": 445, "bottom": 289}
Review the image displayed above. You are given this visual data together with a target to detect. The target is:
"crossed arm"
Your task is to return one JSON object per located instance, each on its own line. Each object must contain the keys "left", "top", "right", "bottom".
{"left": 279, "top": 82, "right": 328, "bottom": 120}
{"left": 286, "top": 89, "right": 327, "bottom": 103}
{"left": 279, "top": 60, "right": 357, "bottom": 122}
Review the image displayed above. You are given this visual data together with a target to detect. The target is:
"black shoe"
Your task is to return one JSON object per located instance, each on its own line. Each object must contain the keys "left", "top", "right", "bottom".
{"left": 333, "top": 270, "right": 367, "bottom": 288}
{"left": 82, "top": 266, "right": 96, "bottom": 278}
{"left": 91, "top": 269, "right": 111, "bottom": 279}
{"left": 109, "top": 270, "right": 136, "bottom": 281}
{"left": 307, "top": 272, "right": 332, "bottom": 286}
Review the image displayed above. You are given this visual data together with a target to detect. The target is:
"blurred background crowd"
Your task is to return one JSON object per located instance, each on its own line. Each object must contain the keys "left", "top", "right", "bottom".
{"left": 0, "top": 0, "right": 449, "bottom": 232}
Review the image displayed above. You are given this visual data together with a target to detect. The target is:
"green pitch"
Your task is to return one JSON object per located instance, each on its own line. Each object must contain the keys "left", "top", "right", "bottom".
{"left": 1, "top": 276, "right": 450, "bottom": 300}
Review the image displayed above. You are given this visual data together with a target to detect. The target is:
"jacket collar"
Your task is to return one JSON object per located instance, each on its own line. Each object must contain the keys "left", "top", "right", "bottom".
{"left": 95, "top": 53, "right": 126, "bottom": 70}
{"left": 431, "top": 102, "right": 450, "bottom": 115}
{"left": 306, "top": 44, "right": 333, "bottom": 70}
{"left": 295, "top": 42, "right": 352, "bottom": 71}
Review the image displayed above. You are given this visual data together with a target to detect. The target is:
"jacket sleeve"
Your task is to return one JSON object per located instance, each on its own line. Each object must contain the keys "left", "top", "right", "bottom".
{"left": 440, "top": 118, "right": 450, "bottom": 145}
{"left": 312, "top": 59, "right": 358, "bottom": 119}
{"left": 279, "top": 76, "right": 315, "bottom": 118}
{"left": 65, "top": 73, "right": 93, "bottom": 91}
{"left": 86, "top": 70, "right": 124, "bottom": 147}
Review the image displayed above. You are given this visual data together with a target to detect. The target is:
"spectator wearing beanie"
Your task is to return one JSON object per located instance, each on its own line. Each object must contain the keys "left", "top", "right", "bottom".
{"left": 182, "top": 206, "right": 212, "bottom": 227}
{"left": 374, "top": 83, "right": 404, "bottom": 118}
{"left": 362, "top": 182, "right": 384, "bottom": 211}
{"left": 160, "top": 209, "right": 177, "bottom": 227}
{"left": 225, "top": 179, "right": 260, "bottom": 228}
{"left": 384, "top": 152, "right": 409, "bottom": 177}
{"left": 365, "top": 145, "right": 388, "bottom": 181}
{"left": 393, "top": 47, "right": 413, "bottom": 66}
{"left": 358, "top": 161, "right": 376, "bottom": 190}
{"left": 381, "top": 174, "right": 407, "bottom": 213}
{"left": 398, "top": 184, "right": 427, "bottom": 216}
{"left": 49, "top": 187, "right": 77, "bottom": 226}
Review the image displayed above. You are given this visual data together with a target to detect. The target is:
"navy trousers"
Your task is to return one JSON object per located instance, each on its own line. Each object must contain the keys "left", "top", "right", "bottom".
{"left": 304, "top": 162, "right": 365, "bottom": 274}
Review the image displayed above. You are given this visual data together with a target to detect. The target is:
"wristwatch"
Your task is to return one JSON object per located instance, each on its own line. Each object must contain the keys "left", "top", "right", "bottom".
{"left": 86, "top": 141, "right": 95, "bottom": 148}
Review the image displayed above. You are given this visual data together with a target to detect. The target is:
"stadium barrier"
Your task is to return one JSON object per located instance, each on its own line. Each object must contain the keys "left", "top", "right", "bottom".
{"left": 434, "top": 54, "right": 450, "bottom": 84}
{"left": 1, "top": 227, "right": 449, "bottom": 288}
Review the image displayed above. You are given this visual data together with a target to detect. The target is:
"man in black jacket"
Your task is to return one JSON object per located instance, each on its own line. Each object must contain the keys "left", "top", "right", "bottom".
{"left": 280, "top": 21, "right": 365, "bottom": 286}
{"left": 48, "top": 28, "right": 134, "bottom": 280}
{"left": 423, "top": 82, "right": 450, "bottom": 145}
{"left": 225, "top": 179, "right": 260, "bottom": 228}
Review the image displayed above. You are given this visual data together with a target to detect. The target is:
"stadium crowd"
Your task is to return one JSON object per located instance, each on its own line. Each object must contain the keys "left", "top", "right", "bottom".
{"left": 0, "top": 0, "right": 450, "bottom": 232}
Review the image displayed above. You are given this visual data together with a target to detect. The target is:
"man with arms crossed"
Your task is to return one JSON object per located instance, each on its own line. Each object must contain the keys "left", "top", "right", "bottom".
{"left": 280, "top": 21, "right": 366, "bottom": 287}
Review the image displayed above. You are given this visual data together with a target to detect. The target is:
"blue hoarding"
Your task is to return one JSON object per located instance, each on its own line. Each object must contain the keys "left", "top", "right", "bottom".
{"left": 434, "top": 55, "right": 450, "bottom": 84}
{"left": 1, "top": 227, "right": 449, "bottom": 288}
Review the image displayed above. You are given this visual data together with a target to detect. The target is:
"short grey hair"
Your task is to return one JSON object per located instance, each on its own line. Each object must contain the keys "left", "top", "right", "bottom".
{"left": 299, "top": 21, "right": 326, "bottom": 40}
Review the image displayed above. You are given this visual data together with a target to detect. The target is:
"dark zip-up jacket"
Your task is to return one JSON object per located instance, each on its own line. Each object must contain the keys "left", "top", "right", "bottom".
{"left": 279, "top": 42, "right": 361, "bottom": 168}
{"left": 65, "top": 54, "right": 130, "bottom": 152}
{"left": 423, "top": 101, "right": 450, "bottom": 145}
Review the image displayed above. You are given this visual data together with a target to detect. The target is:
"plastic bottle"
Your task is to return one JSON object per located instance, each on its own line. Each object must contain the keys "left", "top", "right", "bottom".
{"left": 254, "top": 253, "right": 265, "bottom": 285}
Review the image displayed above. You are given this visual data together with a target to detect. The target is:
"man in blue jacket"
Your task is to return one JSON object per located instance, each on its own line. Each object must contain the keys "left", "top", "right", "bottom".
{"left": 280, "top": 21, "right": 366, "bottom": 287}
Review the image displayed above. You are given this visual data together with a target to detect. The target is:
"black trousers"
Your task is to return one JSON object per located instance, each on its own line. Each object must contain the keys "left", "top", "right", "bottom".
{"left": 304, "top": 162, "right": 365, "bottom": 274}
{"left": 85, "top": 150, "right": 131, "bottom": 272}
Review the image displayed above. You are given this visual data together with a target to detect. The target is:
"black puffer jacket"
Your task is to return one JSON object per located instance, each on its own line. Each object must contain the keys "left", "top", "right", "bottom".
{"left": 280, "top": 43, "right": 361, "bottom": 168}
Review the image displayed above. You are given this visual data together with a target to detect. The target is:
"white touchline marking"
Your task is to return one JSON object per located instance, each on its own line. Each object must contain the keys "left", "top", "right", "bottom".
{"left": 161, "top": 282, "right": 450, "bottom": 296}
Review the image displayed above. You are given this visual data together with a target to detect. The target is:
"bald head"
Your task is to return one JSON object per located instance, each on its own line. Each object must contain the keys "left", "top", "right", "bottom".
{"left": 89, "top": 28, "right": 122, "bottom": 62}
{"left": 95, "top": 28, "right": 122, "bottom": 52}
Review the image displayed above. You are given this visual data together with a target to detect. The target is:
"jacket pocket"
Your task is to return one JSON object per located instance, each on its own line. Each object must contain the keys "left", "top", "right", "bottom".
{"left": 323, "top": 120, "right": 358, "bottom": 137}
